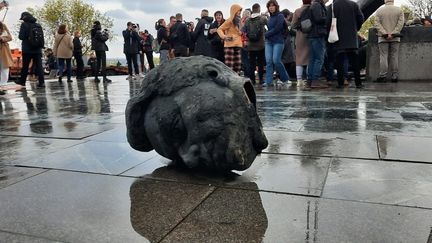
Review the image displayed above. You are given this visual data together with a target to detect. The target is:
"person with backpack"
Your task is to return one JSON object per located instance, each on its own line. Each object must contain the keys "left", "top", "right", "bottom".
{"left": 123, "top": 22, "right": 141, "bottom": 80}
{"left": 169, "top": 13, "right": 190, "bottom": 57}
{"left": 91, "top": 21, "right": 111, "bottom": 83}
{"left": 243, "top": 3, "right": 267, "bottom": 85}
{"left": 263, "top": 0, "right": 289, "bottom": 87}
{"left": 140, "top": 30, "right": 155, "bottom": 72}
{"left": 17, "top": 12, "right": 45, "bottom": 88}
{"left": 305, "top": 0, "right": 328, "bottom": 89}
{"left": 217, "top": 4, "right": 243, "bottom": 74}
{"left": 208, "top": 11, "right": 225, "bottom": 63}
{"left": 53, "top": 24, "right": 74, "bottom": 83}
{"left": 156, "top": 19, "right": 170, "bottom": 64}
{"left": 292, "top": 0, "right": 312, "bottom": 84}
{"left": 192, "top": 9, "right": 214, "bottom": 57}
{"left": 281, "top": 9, "right": 297, "bottom": 85}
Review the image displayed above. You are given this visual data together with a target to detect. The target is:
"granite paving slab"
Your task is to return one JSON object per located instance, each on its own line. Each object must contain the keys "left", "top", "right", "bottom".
{"left": 15, "top": 141, "right": 158, "bottom": 175}
{"left": 0, "top": 136, "right": 84, "bottom": 165}
{"left": 264, "top": 131, "right": 379, "bottom": 159}
{"left": 0, "top": 120, "right": 114, "bottom": 139}
{"left": 162, "top": 188, "right": 432, "bottom": 242}
{"left": 378, "top": 135, "right": 432, "bottom": 163}
{"left": 322, "top": 158, "right": 432, "bottom": 208}
{"left": 0, "top": 166, "right": 47, "bottom": 189}
{"left": 123, "top": 153, "right": 331, "bottom": 197}
{"left": 0, "top": 170, "right": 214, "bottom": 243}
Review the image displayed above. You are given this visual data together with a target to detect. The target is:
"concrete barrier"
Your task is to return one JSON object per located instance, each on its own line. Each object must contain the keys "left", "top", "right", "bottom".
{"left": 366, "top": 27, "right": 432, "bottom": 81}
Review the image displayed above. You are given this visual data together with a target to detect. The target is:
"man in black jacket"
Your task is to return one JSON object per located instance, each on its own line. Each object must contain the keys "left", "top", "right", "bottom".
{"left": 328, "top": 0, "right": 364, "bottom": 88}
{"left": 73, "top": 30, "right": 85, "bottom": 80}
{"left": 91, "top": 21, "right": 111, "bottom": 83}
{"left": 123, "top": 22, "right": 141, "bottom": 80}
{"left": 17, "top": 12, "right": 45, "bottom": 88}
{"left": 169, "top": 13, "right": 190, "bottom": 57}
{"left": 192, "top": 9, "right": 214, "bottom": 57}
{"left": 306, "top": 0, "right": 328, "bottom": 89}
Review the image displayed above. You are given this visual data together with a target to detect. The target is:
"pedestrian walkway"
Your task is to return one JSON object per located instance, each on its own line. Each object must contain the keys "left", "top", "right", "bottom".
{"left": 0, "top": 78, "right": 431, "bottom": 242}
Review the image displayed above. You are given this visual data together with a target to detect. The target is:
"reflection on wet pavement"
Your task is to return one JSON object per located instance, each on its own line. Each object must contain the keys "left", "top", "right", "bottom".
{"left": 1, "top": 78, "right": 432, "bottom": 242}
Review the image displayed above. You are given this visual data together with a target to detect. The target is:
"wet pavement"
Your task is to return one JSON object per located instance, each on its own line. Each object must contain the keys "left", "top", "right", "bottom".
{"left": 1, "top": 78, "right": 432, "bottom": 242}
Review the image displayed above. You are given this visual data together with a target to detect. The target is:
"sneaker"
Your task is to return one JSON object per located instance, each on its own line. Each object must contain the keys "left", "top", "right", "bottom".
{"left": 0, "top": 90, "right": 5, "bottom": 95}
{"left": 262, "top": 83, "right": 274, "bottom": 87}
{"left": 103, "top": 77, "right": 112, "bottom": 83}
{"left": 126, "top": 75, "right": 132, "bottom": 80}
{"left": 94, "top": 77, "right": 101, "bottom": 83}
{"left": 58, "top": 77, "right": 62, "bottom": 83}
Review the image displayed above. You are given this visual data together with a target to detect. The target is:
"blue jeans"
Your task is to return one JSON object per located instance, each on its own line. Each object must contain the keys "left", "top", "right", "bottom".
{"left": 307, "top": 37, "right": 326, "bottom": 82}
{"left": 58, "top": 58, "right": 72, "bottom": 80}
{"left": 265, "top": 42, "right": 289, "bottom": 84}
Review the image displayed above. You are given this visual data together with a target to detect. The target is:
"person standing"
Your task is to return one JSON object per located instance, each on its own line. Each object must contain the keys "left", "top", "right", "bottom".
{"left": 292, "top": 0, "right": 312, "bottom": 84}
{"left": 192, "top": 9, "right": 214, "bottom": 57}
{"left": 140, "top": 30, "right": 155, "bottom": 71}
{"left": 91, "top": 21, "right": 111, "bottom": 83}
{"left": 156, "top": 19, "right": 170, "bottom": 64}
{"left": 217, "top": 4, "right": 243, "bottom": 74}
{"left": 375, "top": 0, "right": 404, "bottom": 83}
{"left": 263, "top": 0, "right": 289, "bottom": 87}
{"left": 240, "top": 8, "right": 252, "bottom": 79}
{"left": 17, "top": 12, "right": 45, "bottom": 88}
{"left": 53, "top": 24, "right": 74, "bottom": 83}
{"left": 328, "top": 0, "right": 364, "bottom": 88}
{"left": 170, "top": 13, "right": 190, "bottom": 57}
{"left": 73, "top": 30, "right": 85, "bottom": 80}
{"left": 306, "top": 0, "right": 328, "bottom": 89}
{"left": 123, "top": 22, "right": 141, "bottom": 80}
{"left": 281, "top": 9, "right": 297, "bottom": 85}
{"left": 0, "top": 21, "right": 13, "bottom": 95}
{"left": 208, "top": 11, "right": 225, "bottom": 63}
{"left": 243, "top": 3, "right": 266, "bottom": 85}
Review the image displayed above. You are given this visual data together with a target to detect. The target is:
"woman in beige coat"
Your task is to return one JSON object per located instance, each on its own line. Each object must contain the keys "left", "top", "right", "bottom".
{"left": 291, "top": 0, "right": 311, "bottom": 81}
{"left": 0, "top": 22, "right": 13, "bottom": 95}
{"left": 53, "top": 24, "right": 73, "bottom": 83}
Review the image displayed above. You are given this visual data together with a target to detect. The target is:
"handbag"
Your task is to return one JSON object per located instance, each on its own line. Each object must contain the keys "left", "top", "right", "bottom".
{"left": 328, "top": 4, "right": 339, "bottom": 43}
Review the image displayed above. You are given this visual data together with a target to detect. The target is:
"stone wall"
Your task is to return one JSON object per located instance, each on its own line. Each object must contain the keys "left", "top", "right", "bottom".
{"left": 366, "top": 27, "right": 432, "bottom": 81}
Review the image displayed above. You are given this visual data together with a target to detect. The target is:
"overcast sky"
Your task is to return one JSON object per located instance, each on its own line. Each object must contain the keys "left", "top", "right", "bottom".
{"left": 4, "top": 0, "right": 407, "bottom": 59}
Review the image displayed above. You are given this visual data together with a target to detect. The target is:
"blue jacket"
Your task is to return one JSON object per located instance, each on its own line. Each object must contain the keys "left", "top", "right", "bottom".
{"left": 265, "top": 13, "right": 285, "bottom": 44}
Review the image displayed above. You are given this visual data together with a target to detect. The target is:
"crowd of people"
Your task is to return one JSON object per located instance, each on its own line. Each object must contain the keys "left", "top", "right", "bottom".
{"left": 0, "top": 0, "right": 429, "bottom": 96}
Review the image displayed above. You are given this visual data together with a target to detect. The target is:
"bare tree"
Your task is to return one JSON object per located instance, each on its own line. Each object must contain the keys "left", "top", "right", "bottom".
{"left": 407, "top": 0, "right": 432, "bottom": 18}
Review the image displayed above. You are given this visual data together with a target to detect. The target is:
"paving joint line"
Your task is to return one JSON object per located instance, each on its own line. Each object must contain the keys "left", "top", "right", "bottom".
{"left": 0, "top": 229, "right": 70, "bottom": 243}
{"left": 157, "top": 187, "right": 218, "bottom": 242}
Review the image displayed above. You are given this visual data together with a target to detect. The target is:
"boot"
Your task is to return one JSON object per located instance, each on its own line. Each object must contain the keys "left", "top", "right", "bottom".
{"left": 58, "top": 76, "right": 62, "bottom": 83}
{"left": 103, "top": 77, "right": 112, "bottom": 83}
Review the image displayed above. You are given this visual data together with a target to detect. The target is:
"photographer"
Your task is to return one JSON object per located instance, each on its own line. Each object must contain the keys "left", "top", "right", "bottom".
{"left": 123, "top": 22, "right": 141, "bottom": 80}
{"left": 169, "top": 13, "right": 190, "bottom": 57}
{"left": 91, "top": 21, "right": 111, "bottom": 83}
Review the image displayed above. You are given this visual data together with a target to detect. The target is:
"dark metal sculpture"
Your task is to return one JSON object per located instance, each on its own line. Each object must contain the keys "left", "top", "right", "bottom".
{"left": 126, "top": 56, "right": 268, "bottom": 171}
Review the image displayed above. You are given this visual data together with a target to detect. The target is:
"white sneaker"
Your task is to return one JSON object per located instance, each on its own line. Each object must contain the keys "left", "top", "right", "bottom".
{"left": 126, "top": 75, "right": 132, "bottom": 80}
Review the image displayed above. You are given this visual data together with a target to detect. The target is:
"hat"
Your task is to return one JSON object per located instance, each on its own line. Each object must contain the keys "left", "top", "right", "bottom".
{"left": 93, "top": 21, "right": 101, "bottom": 26}
{"left": 19, "top": 11, "right": 30, "bottom": 20}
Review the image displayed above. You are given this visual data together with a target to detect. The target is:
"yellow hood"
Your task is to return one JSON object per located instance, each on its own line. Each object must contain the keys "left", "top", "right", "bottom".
{"left": 228, "top": 4, "right": 242, "bottom": 22}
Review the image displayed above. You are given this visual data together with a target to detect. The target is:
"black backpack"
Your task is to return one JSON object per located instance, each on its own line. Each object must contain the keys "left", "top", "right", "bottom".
{"left": 28, "top": 23, "right": 45, "bottom": 48}
{"left": 299, "top": 6, "right": 312, "bottom": 33}
{"left": 247, "top": 18, "right": 263, "bottom": 42}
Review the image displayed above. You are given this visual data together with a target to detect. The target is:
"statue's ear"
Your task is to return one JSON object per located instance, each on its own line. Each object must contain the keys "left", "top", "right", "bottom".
{"left": 125, "top": 93, "right": 154, "bottom": 152}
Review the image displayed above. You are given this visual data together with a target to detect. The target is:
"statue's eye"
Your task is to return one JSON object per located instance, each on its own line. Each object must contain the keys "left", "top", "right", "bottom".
{"left": 207, "top": 70, "right": 218, "bottom": 79}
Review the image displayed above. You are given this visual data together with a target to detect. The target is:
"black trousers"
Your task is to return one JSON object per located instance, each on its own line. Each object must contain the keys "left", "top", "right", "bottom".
{"left": 126, "top": 53, "right": 139, "bottom": 75}
{"left": 284, "top": 62, "right": 297, "bottom": 81}
{"left": 74, "top": 53, "right": 85, "bottom": 78}
{"left": 145, "top": 51, "right": 155, "bottom": 70}
{"left": 20, "top": 53, "right": 44, "bottom": 85}
{"left": 336, "top": 50, "right": 361, "bottom": 86}
{"left": 95, "top": 51, "right": 107, "bottom": 78}
{"left": 249, "top": 50, "right": 265, "bottom": 84}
